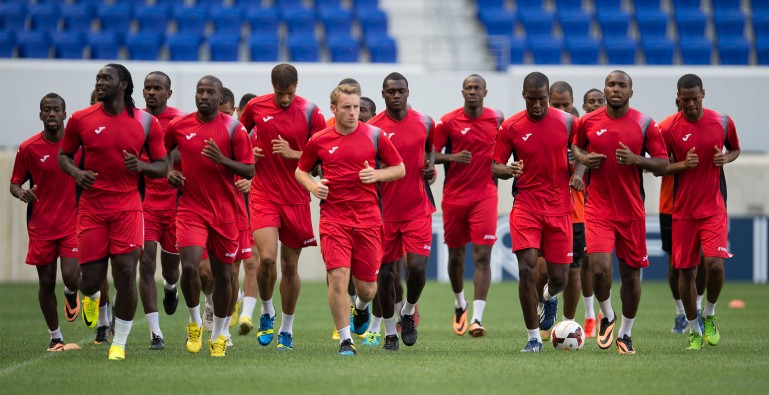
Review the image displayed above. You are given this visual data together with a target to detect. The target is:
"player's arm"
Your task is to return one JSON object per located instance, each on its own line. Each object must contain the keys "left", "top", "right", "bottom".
{"left": 491, "top": 123, "right": 521, "bottom": 179}
{"left": 614, "top": 142, "right": 668, "bottom": 173}
{"left": 10, "top": 183, "right": 37, "bottom": 203}
{"left": 202, "top": 139, "right": 255, "bottom": 179}
{"left": 123, "top": 150, "right": 168, "bottom": 178}
{"left": 570, "top": 162, "right": 588, "bottom": 191}
{"left": 295, "top": 167, "right": 328, "bottom": 200}
{"left": 271, "top": 135, "right": 302, "bottom": 160}
{"left": 9, "top": 148, "right": 37, "bottom": 202}
{"left": 715, "top": 147, "right": 740, "bottom": 167}
{"left": 58, "top": 148, "right": 97, "bottom": 190}
{"left": 423, "top": 143, "right": 436, "bottom": 181}
{"left": 359, "top": 160, "right": 405, "bottom": 183}
{"left": 571, "top": 145, "right": 606, "bottom": 169}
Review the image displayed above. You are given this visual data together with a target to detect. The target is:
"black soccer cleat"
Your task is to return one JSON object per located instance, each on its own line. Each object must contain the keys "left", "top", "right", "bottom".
{"left": 383, "top": 334, "right": 399, "bottom": 351}
{"left": 149, "top": 333, "right": 165, "bottom": 350}
{"left": 401, "top": 314, "right": 418, "bottom": 346}
{"left": 163, "top": 286, "right": 179, "bottom": 315}
{"left": 94, "top": 325, "right": 110, "bottom": 345}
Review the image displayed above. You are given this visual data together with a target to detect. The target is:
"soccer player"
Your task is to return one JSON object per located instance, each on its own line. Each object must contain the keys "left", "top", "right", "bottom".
{"left": 433, "top": 74, "right": 503, "bottom": 337}
{"left": 492, "top": 72, "right": 576, "bottom": 353}
{"left": 235, "top": 93, "right": 256, "bottom": 120}
{"left": 571, "top": 70, "right": 669, "bottom": 355}
{"left": 240, "top": 64, "right": 325, "bottom": 350}
{"left": 140, "top": 71, "right": 186, "bottom": 350}
{"left": 296, "top": 84, "right": 404, "bottom": 356}
{"left": 359, "top": 97, "right": 376, "bottom": 123}
{"left": 582, "top": 88, "right": 605, "bottom": 114}
{"left": 165, "top": 75, "right": 254, "bottom": 357}
{"left": 59, "top": 64, "right": 169, "bottom": 360}
{"left": 220, "top": 87, "right": 236, "bottom": 116}
{"left": 326, "top": 78, "right": 361, "bottom": 127}
{"left": 656, "top": 74, "right": 740, "bottom": 350}
{"left": 11, "top": 93, "right": 81, "bottom": 352}
{"left": 366, "top": 72, "right": 435, "bottom": 350}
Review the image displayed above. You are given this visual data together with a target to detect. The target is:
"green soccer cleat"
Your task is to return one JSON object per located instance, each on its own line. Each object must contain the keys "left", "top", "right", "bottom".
{"left": 686, "top": 332, "right": 703, "bottom": 350}
{"left": 703, "top": 315, "right": 720, "bottom": 346}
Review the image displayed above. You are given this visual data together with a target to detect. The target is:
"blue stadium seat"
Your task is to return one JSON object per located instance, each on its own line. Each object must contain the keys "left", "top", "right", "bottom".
{"left": 275, "top": 0, "right": 303, "bottom": 11}
{"left": 479, "top": 9, "right": 516, "bottom": 36}
{"left": 320, "top": 8, "right": 354, "bottom": 40}
{"left": 0, "top": 31, "right": 15, "bottom": 58}
{"left": 353, "top": 0, "right": 380, "bottom": 11}
{"left": 520, "top": 12, "right": 554, "bottom": 38}
{"left": 594, "top": 0, "right": 622, "bottom": 11}
{"left": 755, "top": 12, "right": 769, "bottom": 39}
{"left": 367, "top": 35, "right": 397, "bottom": 63}
{"left": 316, "top": 0, "right": 343, "bottom": 9}
{"left": 126, "top": 32, "right": 161, "bottom": 61}
{"left": 756, "top": 37, "right": 769, "bottom": 64}
{"left": 487, "top": 35, "right": 525, "bottom": 70}
{"left": 527, "top": 37, "right": 562, "bottom": 64}
{"left": 211, "top": 5, "right": 243, "bottom": 35}
{"left": 249, "top": 34, "right": 279, "bottom": 62}
{"left": 17, "top": 31, "right": 50, "bottom": 58}
{"left": 156, "top": 0, "right": 188, "bottom": 6}
{"left": 0, "top": 3, "right": 27, "bottom": 32}
{"left": 53, "top": 31, "right": 85, "bottom": 59}
{"left": 679, "top": 37, "right": 712, "bottom": 65}
{"left": 604, "top": 37, "right": 637, "bottom": 64}
{"left": 135, "top": 5, "right": 169, "bottom": 35}
{"left": 29, "top": 4, "right": 61, "bottom": 34}
{"left": 672, "top": 0, "right": 702, "bottom": 13}
{"left": 516, "top": 0, "right": 543, "bottom": 18}
{"left": 566, "top": 37, "right": 600, "bottom": 65}
{"left": 61, "top": 3, "right": 93, "bottom": 34}
{"left": 246, "top": 7, "right": 280, "bottom": 36}
{"left": 283, "top": 8, "right": 316, "bottom": 37}
{"left": 208, "top": 34, "right": 240, "bottom": 61}
{"left": 718, "top": 38, "right": 750, "bottom": 65}
{"left": 476, "top": 0, "right": 505, "bottom": 12}
{"left": 636, "top": 13, "right": 668, "bottom": 40}
{"left": 174, "top": 6, "right": 207, "bottom": 36}
{"left": 560, "top": 14, "right": 591, "bottom": 38}
{"left": 88, "top": 32, "right": 119, "bottom": 60}
{"left": 755, "top": 0, "right": 769, "bottom": 12}
{"left": 358, "top": 9, "right": 388, "bottom": 40}
{"left": 598, "top": 12, "right": 630, "bottom": 38}
{"left": 642, "top": 38, "right": 675, "bottom": 65}
{"left": 675, "top": 12, "right": 708, "bottom": 41}
{"left": 714, "top": 12, "right": 746, "bottom": 41}
{"left": 635, "top": 0, "right": 662, "bottom": 12}
{"left": 287, "top": 35, "right": 320, "bottom": 62}
{"left": 554, "top": 0, "right": 590, "bottom": 27}
{"left": 327, "top": 35, "right": 360, "bottom": 62}
{"left": 166, "top": 33, "right": 201, "bottom": 61}
{"left": 98, "top": 4, "right": 133, "bottom": 44}
{"left": 712, "top": 0, "right": 741, "bottom": 12}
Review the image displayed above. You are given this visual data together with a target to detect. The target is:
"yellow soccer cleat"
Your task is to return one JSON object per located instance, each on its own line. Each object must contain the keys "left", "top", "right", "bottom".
{"left": 208, "top": 335, "right": 227, "bottom": 357}
{"left": 108, "top": 345, "right": 125, "bottom": 360}
{"left": 81, "top": 295, "right": 100, "bottom": 328}
{"left": 238, "top": 316, "right": 253, "bottom": 336}
{"left": 186, "top": 322, "right": 204, "bottom": 353}
{"left": 230, "top": 300, "right": 241, "bottom": 328}
{"left": 331, "top": 329, "right": 340, "bottom": 340}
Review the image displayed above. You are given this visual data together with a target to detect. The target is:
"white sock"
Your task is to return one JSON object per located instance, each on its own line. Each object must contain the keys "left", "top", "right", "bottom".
{"left": 112, "top": 318, "right": 132, "bottom": 348}
{"left": 337, "top": 326, "right": 352, "bottom": 343}
{"left": 49, "top": 326, "right": 62, "bottom": 340}
{"left": 617, "top": 315, "right": 634, "bottom": 338}
{"left": 369, "top": 315, "right": 382, "bottom": 334}
{"left": 674, "top": 299, "right": 685, "bottom": 315}
{"left": 279, "top": 313, "right": 294, "bottom": 335}
{"left": 146, "top": 312, "right": 162, "bottom": 338}
{"left": 584, "top": 296, "right": 595, "bottom": 318}
{"left": 224, "top": 315, "right": 232, "bottom": 333}
{"left": 261, "top": 298, "right": 275, "bottom": 316}
{"left": 394, "top": 301, "right": 404, "bottom": 317}
{"left": 454, "top": 291, "right": 466, "bottom": 309}
{"left": 384, "top": 317, "right": 397, "bottom": 336}
{"left": 163, "top": 280, "right": 176, "bottom": 291}
{"left": 598, "top": 297, "right": 615, "bottom": 322}
{"left": 703, "top": 301, "right": 716, "bottom": 317}
{"left": 543, "top": 284, "right": 556, "bottom": 301}
{"left": 205, "top": 293, "right": 213, "bottom": 307}
{"left": 241, "top": 297, "right": 257, "bottom": 320}
{"left": 211, "top": 316, "right": 227, "bottom": 340}
{"left": 402, "top": 301, "right": 416, "bottom": 316}
{"left": 471, "top": 300, "right": 486, "bottom": 323}
{"left": 689, "top": 319, "right": 702, "bottom": 335}
{"left": 98, "top": 304, "right": 110, "bottom": 327}
{"left": 349, "top": 294, "right": 356, "bottom": 305}
{"left": 188, "top": 305, "right": 202, "bottom": 325}
{"left": 87, "top": 290, "right": 101, "bottom": 301}
{"left": 528, "top": 328, "right": 541, "bottom": 342}
{"left": 237, "top": 289, "right": 244, "bottom": 303}
{"left": 64, "top": 287, "right": 75, "bottom": 295}
{"left": 354, "top": 296, "right": 369, "bottom": 311}
{"left": 696, "top": 294, "right": 704, "bottom": 310}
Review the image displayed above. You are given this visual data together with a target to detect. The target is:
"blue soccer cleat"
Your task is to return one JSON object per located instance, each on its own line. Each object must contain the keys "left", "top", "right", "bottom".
{"left": 539, "top": 296, "right": 558, "bottom": 331}
{"left": 671, "top": 314, "right": 689, "bottom": 334}
{"left": 521, "top": 339, "right": 543, "bottom": 353}
{"left": 276, "top": 332, "right": 293, "bottom": 350}
{"left": 256, "top": 314, "right": 275, "bottom": 346}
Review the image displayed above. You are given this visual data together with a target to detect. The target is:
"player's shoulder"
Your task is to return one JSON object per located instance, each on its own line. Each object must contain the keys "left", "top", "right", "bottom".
{"left": 165, "top": 106, "right": 186, "bottom": 119}
{"left": 578, "top": 106, "right": 606, "bottom": 124}
{"left": 70, "top": 103, "right": 103, "bottom": 121}
{"left": 168, "top": 112, "right": 197, "bottom": 129}
{"left": 502, "top": 109, "right": 528, "bottom": 129}
{"left": 367, "top": 111, "right": 387, "bottom": 125}
{"left": 309, "top": 125, "right": 337, "bottom": 142}
{"left": 439, "top": 107, "right": 464, "bottom": 123}
{"left": 18, "top": 132, "right": 46, "bottom": 152}
{"left": 483, "top": 107, "right": 505, "bottom": 122}
{"left": 408, "top": 109, "right": 435, "bottom": 128}
{"left": 658, "top": 112, "right": 683, "bottom": 130}
{"left": 703, "top": 108, "right": 730, "bottom": 123}
{"left": 250, "top": 94, "right": 274, "bottom": 109}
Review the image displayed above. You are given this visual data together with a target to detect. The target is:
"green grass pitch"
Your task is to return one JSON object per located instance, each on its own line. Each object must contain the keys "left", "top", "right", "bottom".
{"left": 1, "top": 281, "right": 768, "bottom": 395}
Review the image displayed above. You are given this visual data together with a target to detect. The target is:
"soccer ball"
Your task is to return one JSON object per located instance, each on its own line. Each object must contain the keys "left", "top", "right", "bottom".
{"left": 551, "top": 320, "right": 585, "bottom": 351}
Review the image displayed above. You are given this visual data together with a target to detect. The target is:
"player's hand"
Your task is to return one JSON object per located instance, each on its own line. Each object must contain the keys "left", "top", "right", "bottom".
{"left": 713, "top": 146, "right": 726, "bottom": 167}
{"left": 123, "top": 150, "right": 144, "bottom": 173}
{"left": 313, "top": 178, "right": 329, "bottom": 200}
{"left": 253, "top": 146, "right": 265, "bottom": 163}
{"left": 683, "top": 147, "right": 699, "bottom": 169}
{"left": 509, "top": 160, "right": 524, "bottom": 178}
{"left": 75, "top": 170, "right": 98, "bottom": 190}
{"left": 235, "top": 178, "right": 251, "bottom": 193}
{"left": 17, "top": 185, "right": 39, "bottom": 203}
{"left": 422, "top": 159, "right": 435, "bottom": 181}
{"left": 615, "top": 142, "right": 636, "bottom": 166}
{"left": 453, "top": 150, "right": 472, "bottom": 164}
{"left": 579, "top": 152, "right": 607, "bottom": 168}
{"left": 360, "top": 161, "right": 377, "bottom": 184}
{"left": 271, "top": 135, "right": 298, "bottom": 159}
{"left": 167, "top": 170, "right": 186, "bottom": 188}
{"left": 570, "top": 176, "right": 585, "bottom": 191}
{"left": 202, "top": 139, "right": 225, "bottom": 164}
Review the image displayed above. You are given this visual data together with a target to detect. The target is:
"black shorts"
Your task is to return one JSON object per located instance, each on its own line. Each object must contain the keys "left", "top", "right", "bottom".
{"left": 571, "top": 222, "right": 586, "bottom": 268}
{"left": 660, "top": 213, "right": 672, "bottom": 253}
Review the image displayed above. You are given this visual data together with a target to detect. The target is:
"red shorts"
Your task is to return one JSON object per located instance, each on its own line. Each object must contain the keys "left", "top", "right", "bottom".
{"left": 26, "top": 234, "right": 78, "bottom": 265}
{"left": 176, "top": 210, "right": 239, "bottom": 264}
{"left": 77, "top": 210, "right": 143, "bottom": 264}
{"left": 442, "top": 197, "right": 498, "bottom": 248}
{"left": 672, "top": 213, "right": 732, "bottom": 269}
{"left": 585, "top": 213, "right": 649, "bottom": 269}
{"left": 320, "top": 221, "right": 383, "bottom": 282}
{"left": 509, "top": 208, "right": 572, "bottom": 264}
{"left": 250, "top": 192, "right": 317, "bottom": 249}
{"left": 235, "top": 229, "right": 253, "bottom": 260}
{"left": 382, "top": 214, "right": 432, "bottom": 263}
{"left": 144, "top": 207, "right": 178, "bottom": 254}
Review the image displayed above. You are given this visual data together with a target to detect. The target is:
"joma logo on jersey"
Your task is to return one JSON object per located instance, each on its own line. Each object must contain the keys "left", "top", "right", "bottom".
{"left": 567, "top": 252, "right": 574, "bottom": 257}
{"left": 682, "top": 133, "right": 692, "bottom": 141}
{"left": 94, "top": 126, "right": 106, "bottom": 134}
{"left": 40, "top": 155, "right": 50, "bottom": 162}
{"left": 460, "top": 128, "right": 470, "bottom": 135}
{"left": 241, "top": 247, "right": 252, "bottom": 254}
{"left": 386, "top": 132, "right": 395, "bottom": 139}
{"left": 263, "top": 116, "right": 273, "bottom": 122}
{"left": 185, "top": 133, "right": 197, "bottom": 140}
{"left": 303, "top": 237, "right": 316, "bottom": 245}
{"left": 423, "top": 245, "right": 431, "bottom": 251}
{"left": 522, "top": 133, "right": 532, "bottom": 141}
{"left": 225, "top": 251, "right": 237, "bottom": 258}
{"left": 483, "top": 234, "right": 496, "bottom": 240}
{"left": 596, "top": 129, "right": 607, "bottom": 136}
{"left": 328, "top": 147, "right": 339, "bottom": 154}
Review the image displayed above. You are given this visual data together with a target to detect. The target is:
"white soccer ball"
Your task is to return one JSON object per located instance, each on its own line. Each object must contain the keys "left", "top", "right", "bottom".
{"left": 551, "top": 320, "right": 585, "bottom": 351}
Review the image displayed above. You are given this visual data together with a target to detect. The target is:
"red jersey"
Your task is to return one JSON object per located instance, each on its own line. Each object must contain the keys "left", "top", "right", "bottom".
{"left": 61, "top": 104, "right": 166, "bottom": 214}
{"left": 240, "top": 94, "right": 326, "bottom": 204}
{"left": 297, "top": 122, "right": 403, "bottom": 226}
{"left": 572, "top": 107, "right": 667, "bottom": 220}
{"left": 494, "top": 108, "right": 576, "bottom": 216}
{"left": 164, "top": 112, "right": 254, "bottom": 225}
{"left": 657, "top": 113, "right": 676, "bottom": 215}
{"left": 660, "top": 109, "right": 740, "bottom": 219}
{"left": 567, "top": 150, "right": 586, "bottom": 223}
{"left": 368, "top": 109, "right": 436, "bottom": 221}
{"left": 11, "top": 132, "right": 78, "bottom": 239}
{"left": 142, "top": 106, "right": 185, "bottom": 210}
{"left": 433, "top": 107, "right": 503, "bottom": 203}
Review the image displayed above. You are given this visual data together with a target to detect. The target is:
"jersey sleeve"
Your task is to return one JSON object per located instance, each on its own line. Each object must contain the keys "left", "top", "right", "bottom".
{"left": 232, "top": 123, "right": 255, "bottom": 164}
{"left": 643, "top": 119, "right": 668, "bottom": 159}
{"left": 164, "top": 120, "right": 178, "bottom": 151}
{"left": 424, "top": 116, "right": 436, "bottom": 153}
{"left": 297, "top": 136, "right": 319, "bottom": 173}
{"left": 432, "top": 119, "right": 449, "bottom": 152}
{"left": 9, "top": 145, "right": 29, "bottom": 185}
{"left": 492, "top": 123, "right": 515, "bottom": 164}
{"left": 239, "top": 99, "right": 256, "bottom": 133}
{"left": 724, "top": 116, "right": 740, "bottom": 151}
{"left": 146, "top": 117, "right": 167, "bottom": 161}
{"left": 572, "top": 118, "right": 588, "bottom": 149}
{"left": 309, "top": 106, "right": 326, "bottom": 136}
{"left": 569, "top": 116, "right": 580, "bottom": 149}
{"left": 659, "top": 121, "right": 674, "bottom": 155}
{"left": 60, "top": 115, "right": 82, "bottom": 156}
{"left": 377, "top": 131, "right": 403, "bottom": 167}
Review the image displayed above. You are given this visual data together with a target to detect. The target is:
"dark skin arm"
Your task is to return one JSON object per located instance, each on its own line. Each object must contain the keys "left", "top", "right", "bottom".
{"left": 571, "top": 145, "right": 607, "bottom": 169}
{"left": 435, "top": 150, "right": 471, "bottom": 165}
{"left": 654, "top": 148, "right": 698, "bottom": 177}
{"left": 201, "top": 138, "right": 255, "bottom": 179}
{"left": 614, "top": 142, "right": 669, "bottom": 173}
{"left": 491, "top": 160, "right": 523, "bottom": 180}
{"left": 58, "top": 149, "right": 98, "bottom": 190}
{"left": 10, "top": 183, "right": 38, "bottom": 203}
{"left": 123, "top": 150, "right": 168, "bottom": 178}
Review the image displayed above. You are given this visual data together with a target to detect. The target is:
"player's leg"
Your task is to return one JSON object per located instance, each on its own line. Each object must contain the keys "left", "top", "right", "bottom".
{"left": 94, "top": 277, "right": 111, "bottom": 344}
{"left": 238, "top": 249, "right": 259, "bottom": 335}
{"left": 364, "top": 291, "right": 383, "bottom": 346}
{"left": 613, "top": 218, "right": 649, "bottom": 355}
{"left": 253, "top": 227, "right": 279, "bottom": 346}
{"left": 466, "top": 197, "right": 496, "bottom": 336}
{"left": 590, "top": 252, "right": 615, "bottom": 349}
{"left": 139, "top": 240, "right": 163, "bottom": 349}
{"left": 36, "top": 261, "right": 62, "bottom": 350}
{"left": 376, "top": 260, "right": 398, "bottom": 350}
{"left": 537, "top": 215, "right": 572, "bottom": 332}
{"left": 227, "top": 260, "right": 240, "bottom": 346}
{"left": 695, "top": 255, "right": 707, "bottom": 331}
{"left": 109, "top": 247, "right": 141, "bottom": 359}
{"left": 398, "top": 215, "right": 431, "bottom": 344}
{"left": 580, "top": 257, "right": 596, "bottom": 333}
{"left": 661, "top": 213, "right": 686, "bottom": 333}
{"left": 699, "top": 213, "right": 730, "bottom": 346}
{"left": 198, "top": 258, "right": 214, "bottom": 332}
{"left": 563, "top": 265, "right": 581, "bottom": 321}
{"left": 180, "top": 246, "right": 205, "bottom": 353}
{"left": 393, "top": 256, "right": 404, "bottom": 329}
{"left": 159, "top": 212, "right": 181, "bottom": 317}
{"left": 448, "top": 247, "right": 468, "bottom": 335}
{"left": 276, "top": 245, "right": 302, "bottom": 349}
{"left": 516, "top": 248, "right": 543, "bottom": 352}
{"left": 207, "top": 252, "right": 232, "bottom": 357}
{"left": 77, "top": 213, "right": 111, "bottom": 330}
{"left": 328, "top": 267, "right": 356, "bottom": 355}
{"left": 534, "top": 256, "right": 548, "bottom": 339}
{"left": 56, "top": 235, "right": 81, "bottom": 324}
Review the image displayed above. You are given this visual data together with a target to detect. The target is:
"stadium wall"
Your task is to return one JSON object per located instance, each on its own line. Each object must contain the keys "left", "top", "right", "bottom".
{"left": 1, "top": 61, "right": 767, "bottom": 283}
